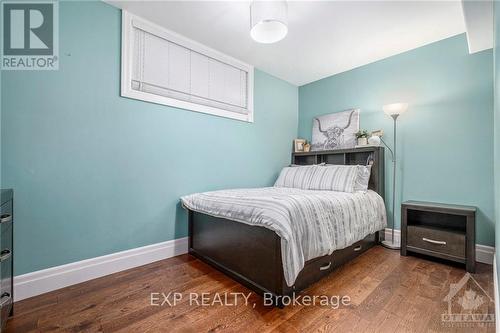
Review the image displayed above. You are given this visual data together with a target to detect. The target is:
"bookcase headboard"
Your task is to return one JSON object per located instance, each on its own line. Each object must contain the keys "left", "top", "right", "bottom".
{"left": 291, "top": 146, "right": 385, "bottom": 199}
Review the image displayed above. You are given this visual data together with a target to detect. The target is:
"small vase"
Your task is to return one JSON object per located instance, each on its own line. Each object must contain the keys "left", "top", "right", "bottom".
{"left": 357, "top": 137, "right": 368, "bottom": 146}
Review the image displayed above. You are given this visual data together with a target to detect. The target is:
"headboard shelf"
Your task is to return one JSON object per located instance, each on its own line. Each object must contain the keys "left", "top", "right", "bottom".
{"left": 292, "top": 146, "right": 385, "bottom": 199}
{"left": 292, "top": 146, "right": 382, "bottom": 157}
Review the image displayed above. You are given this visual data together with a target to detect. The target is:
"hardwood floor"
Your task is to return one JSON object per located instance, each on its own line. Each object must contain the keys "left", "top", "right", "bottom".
{"left": 6, "top": 246, "right": 495, "bottom": 333}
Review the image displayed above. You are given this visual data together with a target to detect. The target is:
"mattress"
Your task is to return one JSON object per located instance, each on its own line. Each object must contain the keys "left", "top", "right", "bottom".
{"left": 181, "top": 187, "right": 387, "bottom": 286}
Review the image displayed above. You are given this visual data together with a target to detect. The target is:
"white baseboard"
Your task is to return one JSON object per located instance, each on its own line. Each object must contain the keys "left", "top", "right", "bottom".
{"left": 494, "top": 254, "right": 499, "bottom": 333}
{"left": 477, "top": 244, "right": 496, "bottom": 265}
{"left": 14, "top": 237, "right": 189, "bottom": 301}
{"left": 383, "top": 228, "right": 401, "bottom": 243}
{"left": 384, "top": 228, "right": 495, "bottom": 265}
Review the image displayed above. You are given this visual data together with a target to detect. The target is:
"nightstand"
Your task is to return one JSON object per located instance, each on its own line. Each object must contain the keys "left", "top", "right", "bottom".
{"left": 401, "top": 201, "right": 476, "bottom": 273}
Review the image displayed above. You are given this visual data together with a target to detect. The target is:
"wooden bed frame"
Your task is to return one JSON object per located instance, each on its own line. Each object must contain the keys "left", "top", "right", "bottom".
{"left": 187, "top": 146, "right": 385, "bottom": 306}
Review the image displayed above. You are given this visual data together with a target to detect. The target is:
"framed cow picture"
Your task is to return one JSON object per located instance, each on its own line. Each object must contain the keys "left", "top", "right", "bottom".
{"left": 311, "top": 109, "right": 360, "bottom": 151}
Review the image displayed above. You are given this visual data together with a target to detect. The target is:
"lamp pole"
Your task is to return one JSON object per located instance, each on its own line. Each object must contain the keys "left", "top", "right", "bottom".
{"left": 389, "top": 114, "right": 399, "bottom": 249}
{"left": 381, "top": 103, "right": 407, "bottom": 250}
{"left": 380, "top": 112, "right": 403, "bottom": 249}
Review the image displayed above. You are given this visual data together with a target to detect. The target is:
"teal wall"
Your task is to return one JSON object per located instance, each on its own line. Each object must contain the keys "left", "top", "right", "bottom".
{"left": 0, "top": 1, "right": 298, "bottom": 275}
{"left": 299, "top": 34, "right": 494, "bottom": 246}
{"left": 494, "top": 3, "right": 500, "bottom": 281}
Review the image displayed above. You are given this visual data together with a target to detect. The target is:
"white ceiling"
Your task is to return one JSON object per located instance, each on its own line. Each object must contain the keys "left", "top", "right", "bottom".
{"left": 107, "top": 1, "right": 467, "bottom": 86}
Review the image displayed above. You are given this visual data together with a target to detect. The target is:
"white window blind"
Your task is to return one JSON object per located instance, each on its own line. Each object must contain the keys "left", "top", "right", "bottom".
{"left": 121, "top": 12, "right": 254, "bottom": 122}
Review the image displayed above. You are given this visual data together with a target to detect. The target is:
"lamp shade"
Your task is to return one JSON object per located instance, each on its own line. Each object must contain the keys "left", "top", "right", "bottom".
{"left": 383, "top": 103, "right": 408, "bottom": 116}
{"left": 250, "top": 1, "right": 288, "bottom": 44}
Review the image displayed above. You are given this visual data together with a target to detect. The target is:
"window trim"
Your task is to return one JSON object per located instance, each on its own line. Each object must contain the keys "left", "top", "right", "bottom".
{"left": 121, "top": 11, "right": 254, "bottom": 123}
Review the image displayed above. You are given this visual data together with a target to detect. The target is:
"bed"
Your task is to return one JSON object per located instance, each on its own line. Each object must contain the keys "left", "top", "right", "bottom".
{"left": 182, "top": 147, "right": 386, "bottom": 306}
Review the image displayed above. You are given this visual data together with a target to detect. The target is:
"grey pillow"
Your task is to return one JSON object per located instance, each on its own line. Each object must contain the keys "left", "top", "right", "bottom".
{"left": 308, "top": 165, "right": 358, "bottom": 193}
{"left": 274, "top": 165, "right": 318, "bottom": 189}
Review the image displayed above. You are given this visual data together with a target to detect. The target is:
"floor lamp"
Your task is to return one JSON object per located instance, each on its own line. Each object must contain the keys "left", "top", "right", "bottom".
{"left": 380, "top": 102, "right": 408, "bottom": 250}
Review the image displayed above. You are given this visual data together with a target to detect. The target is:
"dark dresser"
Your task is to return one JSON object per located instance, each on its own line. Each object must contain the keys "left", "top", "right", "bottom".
{"left": 0, "top": 189, "right": 13, "bottom": 329}
{"left": 401, "top": 200, "right": 476, "bottom": 272}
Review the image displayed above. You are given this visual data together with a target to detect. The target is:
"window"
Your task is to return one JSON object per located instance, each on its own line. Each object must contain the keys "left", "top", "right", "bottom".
{"left": 121, "top": 12, "right": 254, "bottom": 122}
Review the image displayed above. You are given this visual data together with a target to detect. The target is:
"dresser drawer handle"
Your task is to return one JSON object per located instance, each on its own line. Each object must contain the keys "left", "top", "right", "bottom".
{"left": 0, "top": 292, "right": 11, "bottom": 308}
{"left": 354, "top": 245, "right": 362, "bottom": 252}
{"left": 319, "top": 262, "right": 331, "bottom": 271}
{"left": 0, "top": 249, "right": 11, "bottom": 262}
{"left": 0, "top": 214, "right": 11, "bottom": 224}
{"left": 422, "top": 237, "right": 447, "bottom": 245}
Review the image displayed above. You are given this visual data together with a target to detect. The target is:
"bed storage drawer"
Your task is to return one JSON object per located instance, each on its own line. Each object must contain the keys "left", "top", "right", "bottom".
{"left": 292, "top": 255, "right": 335, "bottom": 292}
{"left": 331, "top": 234, "right": 375, "bottom": 268}
{"left": 406, "top": 225, "right": 465, "bottom": 260}
{"left": 292, "top": 234, "right": 376, "bottom": 292}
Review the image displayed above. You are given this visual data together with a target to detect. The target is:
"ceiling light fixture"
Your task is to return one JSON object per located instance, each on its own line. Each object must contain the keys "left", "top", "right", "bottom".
{"left": 250, "top": 1, "right": 288, "bottom": 44}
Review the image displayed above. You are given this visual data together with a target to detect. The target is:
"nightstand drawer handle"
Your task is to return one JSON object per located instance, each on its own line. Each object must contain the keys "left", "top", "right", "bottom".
{"left": 0, "top": 249, "right": 11, "bottom": 262}
{"left": 319, "top": 262, "right": 331, "bottom": 271}
{"left": 422, "top": 237, "right": 446, "bottom": 245}
{"left": 0, "top": 214, "right": 11, "bottom": 224}
{"left": 354, "top": 245, "right": 362, "bottom": 251}
{"left": 0, "top": 292, "right": 11, "bottom": 308}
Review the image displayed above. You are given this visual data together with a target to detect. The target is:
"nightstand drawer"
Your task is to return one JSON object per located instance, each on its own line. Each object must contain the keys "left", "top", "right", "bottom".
{"left": 407, "top": 225, "right": 465, "bottom": 259}
{"left": 0, "top": 252, "right": 12, "bottom": 322}
{"left": 0, "top": 207, "right": 12, "bottom": 240}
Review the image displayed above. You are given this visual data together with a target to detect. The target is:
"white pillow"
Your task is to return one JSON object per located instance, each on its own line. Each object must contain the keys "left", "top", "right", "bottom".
{"left": 353, "top": 165, "right": 372, "bottom": 192}
{"left": 274, "top": 165, "right": 318, "bottom": 189}
{"left": 308, "top": 165, "right": 358, "bottom": 193}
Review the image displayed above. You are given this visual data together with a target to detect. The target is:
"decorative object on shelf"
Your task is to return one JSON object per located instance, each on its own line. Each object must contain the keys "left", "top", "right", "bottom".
{"left": 355, "top": 130, "right": 369, "bottom": 146}
{"left": 250, "top": 1, "right": 288, "bottom": 44}
{"left": 368, "top": 134, "right": 381, "bottom": 146}
{"left": 380, "top": 102, "right": 408, "bottom": 250}
{"left": 303, "top": 143, "right": 311, "bottom": 152}
{"left": 294, "top": 139, "right": 306, "bottom": 152}
{"left": 367, "top": 129, "right": 383, "bottom": 146}
{"left": 311, "top": 109, "right": 360, "bottom": 151}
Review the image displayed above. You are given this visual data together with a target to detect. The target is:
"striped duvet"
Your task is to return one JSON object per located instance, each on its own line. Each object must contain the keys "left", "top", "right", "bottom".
{"left": 181, "top": 187, "right": 387, "bottom": 286}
